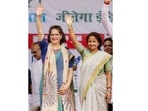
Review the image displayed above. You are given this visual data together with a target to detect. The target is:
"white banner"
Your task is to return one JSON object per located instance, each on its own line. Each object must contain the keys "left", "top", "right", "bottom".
{"left": 29, "top": 0, "right": 112, "bottom": 34}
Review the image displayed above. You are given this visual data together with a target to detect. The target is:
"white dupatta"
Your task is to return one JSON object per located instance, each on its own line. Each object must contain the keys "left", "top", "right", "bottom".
{"left": 79, "top": 51, "right": 112, "bottom": 104}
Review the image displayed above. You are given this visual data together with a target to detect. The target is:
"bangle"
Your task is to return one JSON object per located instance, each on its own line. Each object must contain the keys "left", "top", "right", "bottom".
{"left": 107, "top": 87, "right": 112, "bottom": 89}
{"left": 68, "top": 26, "right": 73, "bottom": 30}
{"left": 106, "top": 90, "right": 112, "bottom": 93}
{"left": 68, "top": 28, "right": 73, "bottom": 30}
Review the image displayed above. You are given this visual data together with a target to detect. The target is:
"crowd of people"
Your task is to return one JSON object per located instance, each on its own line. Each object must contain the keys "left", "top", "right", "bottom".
{"left": 28, "top": 0, "right": 113, "bottom": 111}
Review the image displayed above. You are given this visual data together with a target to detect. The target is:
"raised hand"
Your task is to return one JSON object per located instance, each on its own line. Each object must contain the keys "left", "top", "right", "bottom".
{"left": 36, "top": 4, "right": 44, "bottom": 16}
{"left": 65, "top": 14, "right": 79, "bottom": 47}
{"left": 65, "top": 15, "right": 73, "bottom": 26}
{"left": 36, "top": 3, "right": 44, "bottom": 41}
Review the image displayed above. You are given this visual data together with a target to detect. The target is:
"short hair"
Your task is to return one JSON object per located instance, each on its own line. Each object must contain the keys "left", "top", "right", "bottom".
{"left": 103, "top": 37, "right": 113, "bottom": 44}
{"left": 86, "top": 32, "right": 102, "bottom": 50}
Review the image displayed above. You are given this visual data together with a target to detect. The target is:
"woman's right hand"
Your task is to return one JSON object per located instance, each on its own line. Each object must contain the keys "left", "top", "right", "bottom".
{"left": 36, "top": 4, "right": 44, "bottom": 16}
{"left": 65, "top": 15, "right": 73, "bottom": 26}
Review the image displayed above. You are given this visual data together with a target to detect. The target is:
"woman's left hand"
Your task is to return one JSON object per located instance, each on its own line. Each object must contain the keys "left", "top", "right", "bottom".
{"left": 58, "top": 83, "right": 69, "bottom": 95}
{"left": 105, "top": 89, "right": 112, "bottom": 103}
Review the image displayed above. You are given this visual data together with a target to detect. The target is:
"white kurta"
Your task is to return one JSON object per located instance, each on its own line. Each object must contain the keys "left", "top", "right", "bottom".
{"left": 102, "top": 3, "right": 113, "bottom": 38}
{"left": 31, "top": 59, "right": 42, "bottom": 110}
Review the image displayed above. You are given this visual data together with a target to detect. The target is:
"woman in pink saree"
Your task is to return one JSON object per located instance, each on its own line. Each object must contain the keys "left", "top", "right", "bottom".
{"left": 65, "top": 15, "right": 112, "bottom": 111}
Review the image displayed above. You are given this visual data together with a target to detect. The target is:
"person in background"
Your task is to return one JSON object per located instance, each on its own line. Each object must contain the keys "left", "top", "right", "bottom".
{"left": 103, "top": 37, "right": 113, "bottom": 111}
{"left": 102, "top": 0, "right": 113, "bottom": 37}
{"left": 104, "top": 38, "right": 113, "bottom": 55}
{"left": 102, "top": 1, "right": 113, "bottom": 110}
{"left": 73, "top": 56, "right": 82, "bottom": 111}
{"left": 65, "top": 15, "right": 112, "bottom": 111}
{"left": 30, "top": 42, "right": 42, "bottom": 111}
{"left": 36, "top": 3, "right": 76, "bottom": 111}
{"left": 28, "top": 69, "right": 32, "bottom": 111}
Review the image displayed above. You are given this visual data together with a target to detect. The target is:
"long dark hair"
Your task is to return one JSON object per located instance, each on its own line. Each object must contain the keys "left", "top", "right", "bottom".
{"left": 47, "top": 25, "right": 66, "bottom": 44}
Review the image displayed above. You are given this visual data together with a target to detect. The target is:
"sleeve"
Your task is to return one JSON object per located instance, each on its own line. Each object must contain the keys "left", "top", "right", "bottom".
{"left": 76, "top": 43, "right": 86, "bottom": 57}
{"left": 28, "top": 69, "right": 32, "bottom": 94}
{"left": 68, "top": 50, "right": 75, "bottom": 68}
{"left": 102, "top": 3, "right": 113, "bottom": 37}
{"left": 104, "top": 58, "right": 112, "bottom": 72}
{"left": 39, "top": 38, "right": 48, "bottom": 62}
{"left": 69, "top": 56, "right": 75, "bottom": 68}
{"left": 28, "top": 69, "right": 32, "bottom": 84}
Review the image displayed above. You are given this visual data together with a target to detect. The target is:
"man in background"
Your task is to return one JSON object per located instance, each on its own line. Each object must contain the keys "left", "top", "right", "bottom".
{"left": 30, "top": 42, "right": 42, "bottom": 111}
{"left": 104, "top": 37, "right": 113, "bottom": 111}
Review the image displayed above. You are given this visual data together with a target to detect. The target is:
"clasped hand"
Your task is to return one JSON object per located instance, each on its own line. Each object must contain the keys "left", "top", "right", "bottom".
{"left": 58, "top": 83, "right": 70, "bottom": 95}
